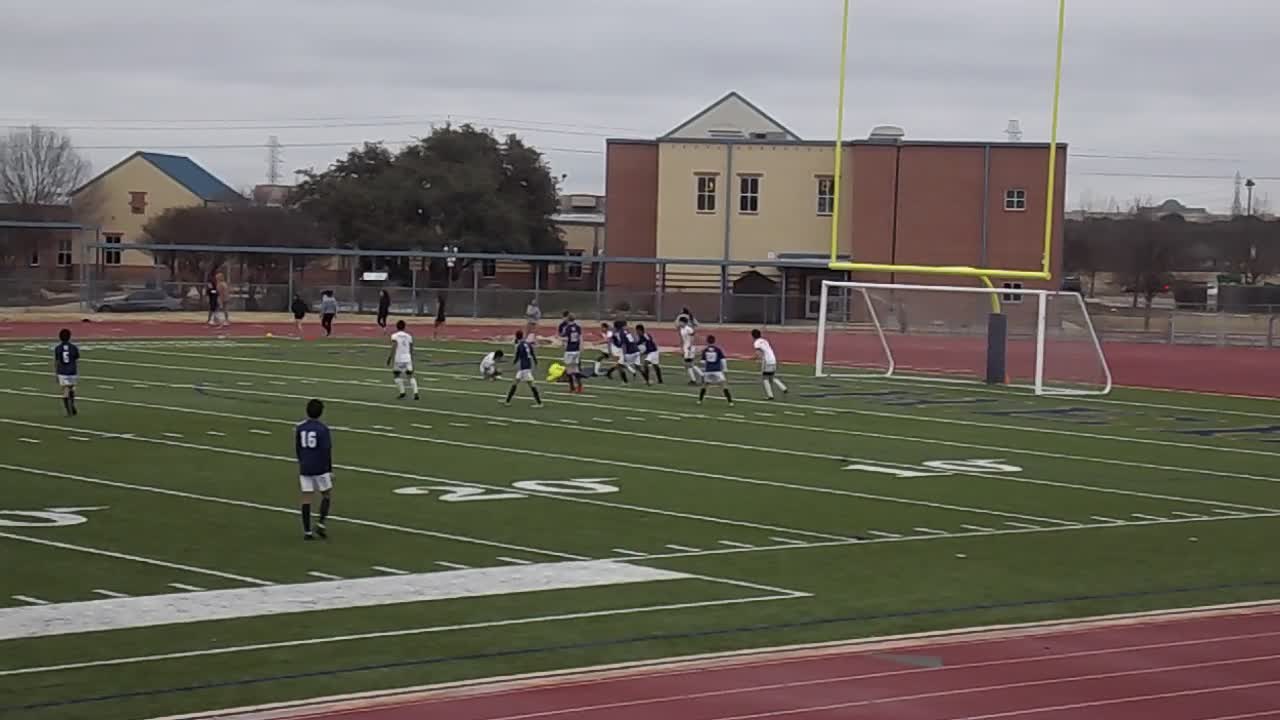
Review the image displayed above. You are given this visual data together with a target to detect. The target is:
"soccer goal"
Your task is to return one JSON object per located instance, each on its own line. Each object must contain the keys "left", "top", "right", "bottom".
{"left": 814, "top": 281, "right": 1112, "bottom": 396}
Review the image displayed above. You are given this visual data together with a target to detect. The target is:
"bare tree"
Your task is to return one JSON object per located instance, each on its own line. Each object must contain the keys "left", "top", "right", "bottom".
{"left": 0, "top": 126, "right": 91, "bottom": 204}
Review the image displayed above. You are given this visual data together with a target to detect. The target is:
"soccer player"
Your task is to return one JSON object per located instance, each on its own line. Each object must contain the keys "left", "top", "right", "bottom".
{"left": 376, "top": 290, "right": 391, "bottom": 334}
{"left": 290, "top": 293, "right": 308, "bottom": 339}
{"left": 295, "top": 399, "right": 333, "bottom": 541}
{"left": 480, "top": 349, "right": 504, "bottom": 380}
{"left": 560, "top": 313, "right": 585, "bottom": 393}
{"left": 319, "top": 291, "right": 338, "bottom": 337}
{"left": 678, "top": 316, "right": 700, "bottom": 384}
{"left": 751, "top": 329, "right": 789, "bottom": 399}
{"left": 617, "top": 320, "right": 642, "bottom": 383}
{"left": 504, "top": 330, "right": 544, "bottom": 407}
{"left": 635, "top": 324, "right": 663, "bottom": 385}
{"left": 697, "top": 334, "right": 733, "bottom": 406}
{"left": 525, "top": 297, "right": 542, "bottom": 338}
{"left": 387, "top": 320, "right": 419, "bottom": 400}
{"left": 53, "top": 328, "right": 80, "bottom": 417}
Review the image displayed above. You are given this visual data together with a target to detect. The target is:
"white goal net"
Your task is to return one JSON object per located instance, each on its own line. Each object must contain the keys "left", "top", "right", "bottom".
{"left": 814, "top": 281, "right": 1112, "bottom": 396}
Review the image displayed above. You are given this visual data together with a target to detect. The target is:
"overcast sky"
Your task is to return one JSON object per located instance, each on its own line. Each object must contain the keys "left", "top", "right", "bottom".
{"left": 3, "top": 0, "right": 1276, "bottom": 213}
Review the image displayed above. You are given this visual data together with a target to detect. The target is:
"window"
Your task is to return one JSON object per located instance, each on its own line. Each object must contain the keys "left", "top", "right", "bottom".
{"left": 738, "top": 175, "right": 760, "bottom": 214}
{"left": 480, "top": 259, "right": 497, "bottom": 278}
{"left": 56, "top": 238, "right": 72, "bottom": 267}
{"left": 1005, "top": 189, "right": 1027, "bottom": 211}
{"left": 566, "top": 250, "right": 584, "bottom": 280}
{"left": 816, "top": 176, "right": 835, "bottom": 215}
{"left": 103, "top": 234, "right": 122, "bottom": 266}
{"left": 695, "top": 174, "right": 718, "bottom": 213}
{"left": 129, "top": 191, "right": 148, "bottom": 215}
{"left": 28, "top": 247, "right": 40, "bottom": 267}
{"left": 1001, "top": 281, "right": 1024, "bottom": 304}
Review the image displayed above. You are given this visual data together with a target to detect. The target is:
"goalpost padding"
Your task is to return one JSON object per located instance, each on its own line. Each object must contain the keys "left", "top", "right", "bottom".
{"left": 814, "top": 281, "right": 1113, "bottom": 397}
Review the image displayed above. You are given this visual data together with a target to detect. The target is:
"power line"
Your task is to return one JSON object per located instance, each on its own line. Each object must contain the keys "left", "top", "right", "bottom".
{"left": 72, "top": 140, "right": 605, "bottom": 155}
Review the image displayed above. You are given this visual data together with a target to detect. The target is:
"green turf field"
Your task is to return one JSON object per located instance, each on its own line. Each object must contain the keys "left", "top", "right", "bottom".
{"left": 1, "top": 337, "right": 1278, "bottom": 720}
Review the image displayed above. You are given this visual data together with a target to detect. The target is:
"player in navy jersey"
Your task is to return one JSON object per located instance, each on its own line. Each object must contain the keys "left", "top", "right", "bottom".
{"left": 697, "top": 335, "right": 734, "bottom": 405}
{"left": 609, "top": 320, "right": 640, "bottom": 383}
{"left": 559, "top": 313, "right": 585, "bottom": 393}
{"left": 504, "top": 331, "right": 544, "bottom": 407}
{"left": 295, "top": 399, "right": 334, "bottom": 540}
{"left": 53, "top": 328, "right": 80, "bottom": 417}
{"left": 634, "top": 324, "right": 663, "bottom": 385}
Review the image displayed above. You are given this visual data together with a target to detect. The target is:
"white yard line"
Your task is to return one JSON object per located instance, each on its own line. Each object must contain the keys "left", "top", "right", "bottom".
{"left": 0, "top": 530, "right": 272, "bottom": 586}
{"left": 612, "top": 549, "right": 647, "bottom": 557}
{"left": 719, "top": 541, "right": 755, "bottom": 548}
{"left": 497, "top": 557, "right": 532, "bottom": 565}
{"left": 11, "top": 596, "right": 48, "bottom": 606}
{"left": 92, "top": 589, "right": 130, "bottom": 598}
{"left": 867, "top": 530, "right": 904, "bottom": 539}
{"left": 307, "top": 571, "right": 343, "bottom": 581}
{"left": 168, "top": 583, "right": 205, "bottom": 592}
{"left": 372, "top": 566, "right": 409, "bottom": 576}
{"left": 961, "top": 525, "right": 995, "bottom": 532}
{"left": 913, "top": 528, "right": 949, "bottom": 536}
{"left": 665, "top": 544, "right": 702, "bottom": 552}
{"left": 434, "top": 561, "right": 471, "bottom": 570}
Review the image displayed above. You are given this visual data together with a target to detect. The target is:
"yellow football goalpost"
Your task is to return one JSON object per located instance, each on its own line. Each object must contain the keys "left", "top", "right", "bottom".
{"left": 827, "top": 0, "right": 1069, "bottom": 286}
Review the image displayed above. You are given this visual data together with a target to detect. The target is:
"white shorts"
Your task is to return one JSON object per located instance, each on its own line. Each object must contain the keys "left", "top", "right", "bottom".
{"left": 623, "top": 352, "right": 640, "bottom": 366}
{"left": 516, "top": 369, "right": 535, "bottom": 382}
{"left": 703, "top": 371, "right": 727, "bottom": 385}
{"left": 610, "top": 347, "right": 622, "bottom": 359}
{"left": 563, "top": 351, "right": 581, "bottom": 367}
{"left": 480, "top": 364, "right": 498, "bottom": 378}
{"left": 762, "top": 362, "right": 778, "bottom": 375}
{"left": 57, "top": 374, "right": 78, "bottom": 387}
{"left": 682, "top": 348, "right": 696, "bottom": 362}
{"left": 299, "top": 473, "right": 333, "bottom": 493}
{"left": 644, "top": 351, "right": 660, "bottom": 365}
{"left": 393, "top": 360, "right": 413, "bottom": 374}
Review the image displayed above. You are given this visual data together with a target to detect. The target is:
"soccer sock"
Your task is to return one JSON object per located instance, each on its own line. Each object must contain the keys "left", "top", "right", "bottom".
{"left": 301, "top": 503, "right": 312, "bottom": 534}
{"left": 698, "top": 387, "right": 707, "bottom": 402}
{"left": 409, "top": 377, "right": 419, "bottom": 395}
{"left": 653, "top": 366, "right": 664, "bottom": 384}
{"left": 68, "top": 390, "right": 76, "bottom": 414}
{"left": 319, "top": 496, "right": 331, "bottom": 524}
{"left": 395, "top": 377, "right": 405, "bottom": 394}
{"left": 639, "top": 365, "right": 651, "bottom": 383}
{"left": 763, "top": 379, "right": 775, "bottom": 399}
{"left": 723, "top": 388, "right": 734, "bottom": 403}
{"left": 687, "top": 366, "right": 698, "bottom": 382}
{"left": 531, "top": 385, "right": 543, "bottom": 404}
{"left": 619, "top": 367, "right": 629, "bottom": 383}
{"left": 773, "top": 377, "right": 789, "bottom": 393}
{"left": 505, "top": 384, "right": 518, "bottom": 403}
{"left": 61, "top": 395, "right": 71, "bottom": 414}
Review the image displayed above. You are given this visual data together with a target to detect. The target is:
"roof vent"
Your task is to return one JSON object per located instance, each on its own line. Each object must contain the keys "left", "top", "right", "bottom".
{"left": 868, "top": 125, "right": 906, "bottom": 143}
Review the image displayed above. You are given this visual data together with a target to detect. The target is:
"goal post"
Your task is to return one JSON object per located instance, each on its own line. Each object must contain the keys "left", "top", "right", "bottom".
{"left": 814, "top": 281, "right": 1113, "bottom": 396}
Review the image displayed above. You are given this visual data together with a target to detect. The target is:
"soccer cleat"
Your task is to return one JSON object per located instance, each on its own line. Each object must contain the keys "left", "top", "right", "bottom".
{"left": 414, "top": 394, "right": 420, "bottom": 401}
{"left": 304, "top": 533, "right": 315, "bottom": 541}
{"left": 316, "top": 524, "right": 328, "bottom": 539}
{"left": 397, "top": 393, "right": 406, "bottom": 400}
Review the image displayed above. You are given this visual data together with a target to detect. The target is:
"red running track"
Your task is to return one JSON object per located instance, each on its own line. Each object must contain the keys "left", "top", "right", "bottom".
{"left": 1, "top": 318, "right": 1278, "bottom": 398}
{"left": 191, "top": 605, "right": 1280, "bottom": 720}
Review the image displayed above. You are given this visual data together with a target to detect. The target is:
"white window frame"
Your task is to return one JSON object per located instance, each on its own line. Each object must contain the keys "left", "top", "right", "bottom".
{"left": 56, "top": 238, "right": 73, "bottom": 267}
{"left": 103, "top": 234, "right": 123, "bottom": 266}
{"left": 738, "top": 174, "right": 761, "bottom": 214}
{"left": 695, "top": 174, "right": 718, "bottom": 213}
{"left": 1001, "top": 281, "right": 1024, "bottom": 304}
{"left": 816, "top": 176, "right": 835, "bottom": 216}
{"left": 480, "top": 259, "right": 497, "bottom": 279}
{"left": 1005, "top": 189, "right": 1027, "bottom": 211}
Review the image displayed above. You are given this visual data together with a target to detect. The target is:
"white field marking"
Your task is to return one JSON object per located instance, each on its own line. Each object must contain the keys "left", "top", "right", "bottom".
{"left": 0, "top": 395, "right": 850, "bottom": 543}
{"left": 936, "top": 680, "right": 1280, "bottom": 720}
{"left": 372, "top": 425, "right": 395, "bottom": 431}
{"left": 661, "top": 415, "right": 683, "bottom": 421}
{"left": 0, "top": 561, "right": 694, "bottom": 642}
{"left": 719, "top": 540, "right": 755, "bottom": 548}
{"left": 755, "top": 412, "right": 775, "bottom": 417}
{"left": 206, "top": 430, "right": 226, "bottom": 436}
{"left": 19, "top": 361, "right": 45, "bottom": 366}
{"left": 814, "top": 410, "right": 837, "bottom": 416}
{"left": 69, "top": 436, "right": 91, "bottom": 442}
{"left": 1133, "top": 513, "right": 1165, "bottom": 521}
{"left": 0, "top": 462, "right": 584, "bottom": 560}
{"left": 307, "top": 571, "right": 343, "bottom": 580}
{"left": 372, "top": 566, "right": 408, "bottom": 576}
{"left": 1172, "top": 511, "right": 1205, "bottom": 518}
{"left": 19, "top": 386, "right": 38, "bottom": 391}
{"left": 725, "top": 413, "right": 746, "bottom": 419}
{"left": 913, "top": 528, "right": 948, "bottom": 535}
{"left": 268, "top": 381, "right": 287, "bottom": 386}
{"left": 625, "top": 416, "right": 645, "bottom": 422}
{"left": 51, "top": 359, "right": 1280, "bottom": 515}
{"left": 592, "top": 418, "right": 613, "bottom": 423}
{"left": 236, "top": 382, "right": 253, "bottom": 386}
{"left": 612, "top": 549, "right": 647, "bottom": 557}
{"left": 448, "top": 422, "right": 470, "bottom": 428}
{"left": 119, "top": 601, "right": 1280, "bottom": 720}
{"left": 497, "top": 557, "right": 532, "bottom": 565}
{"left": 561, "top": 418, "right": 580, "bottom": 424}
{"left": 92, "top": 589, "right": 130, "bottom": 598}
{"left": 0, "top": 383, "right": 1081, "bottom": 528}
{"left": 411, "top": 423, "right": 433, "bottom": 430}
{"left": 0, "top": 591, "right": 797, "bottom": 679}
{"left": 1215, "top": 508, "right": 1246, "bottom": 515}
{"left": 11, "top": 596, "right": 48, "bottom": 606}
{"left": 17, "top": 438, "right": 39, "bottom": 444}
{"left": 435, "top": 561, "right": 471, "bottom": 570}
{"left": 168, "top": 583, "right": 205, "bottom": 592}
{"left": 0, "top": 530, "right": 272, "bottom": 586}
{"left": 771, "top": 537, "right": 807, "bottom": 545}
{"left": 1091, "top": 516, "right": 1122, "bottom": 524}
{"left": 868, "top": 530, "right": 904, "bottom": 539}
{"left": 961, "top": 524, "right": 996, "bottom": 532}
{"left": 248, "top": 429, "right": 272, "bottom": 436}
{"left": 487, "top": 421, "right": 508, "bottom": 427}
{"left": 161, "top": 432, "right": 184, "bottom": 438}
{"left": 665, "top": 544, "right": 702, "bottom": 552}
{"left": 98, "top": 385, "right": 115, "bottom": 390}
{"left": 1004, "top": 521, "right": 1041, "bottom": 529}
{"left": 132, "top": 384, "right": 149, "bottom": 389}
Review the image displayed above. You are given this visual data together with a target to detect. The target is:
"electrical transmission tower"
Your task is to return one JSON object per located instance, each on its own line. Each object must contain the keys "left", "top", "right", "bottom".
{"left": 266, "top": 136, "right": 283, "bottom": 185}
{"left": 1231, "top": 172, "right": 1244, "bottom": 217}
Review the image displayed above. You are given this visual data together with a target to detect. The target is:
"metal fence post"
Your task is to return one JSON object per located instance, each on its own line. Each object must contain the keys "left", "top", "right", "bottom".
{"left": 719, "top": 265, "right": 728, "bottom": 323}
{"left": 472, "top": 263, "right": 479, "bottom": 318}
{"left": 349, "top": 261, "right": 357, "bottom": 312}
{"left": 779, "top": 271, "right": 787, "bottom": 326}
{"left": 411, "top": 266, "right": 418, "bottom": 316}
{"left": 287, "top": 255, "right": 294, "bottom": 308}
{"left": 656, "top": 263, "right": 665, "bottom": 321}
{"left": 1269, "top": 314, "right": 1277, "bottom": 349}
{"left": 594, "top": 259, "right": 603, "bottom": 319}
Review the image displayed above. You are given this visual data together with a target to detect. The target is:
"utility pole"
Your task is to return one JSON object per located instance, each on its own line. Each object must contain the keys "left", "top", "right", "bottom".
{"left": 266, "top": 135, "right": 283, "bottom": 185}
{"left": 1231, "top": 172, "right": 1244, "bottom": 216}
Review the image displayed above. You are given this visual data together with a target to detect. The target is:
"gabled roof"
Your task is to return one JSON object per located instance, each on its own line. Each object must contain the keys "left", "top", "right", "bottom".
{"left": 72, "top": 151, "right": 245, "bottom": 203}
{"left": 661, "top": 91, "right": 801, "bottom": 141}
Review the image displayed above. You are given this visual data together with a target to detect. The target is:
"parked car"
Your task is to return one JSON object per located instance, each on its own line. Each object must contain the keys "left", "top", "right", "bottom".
{"left": 95, "top": 289, "right": 182, "bottom": 312}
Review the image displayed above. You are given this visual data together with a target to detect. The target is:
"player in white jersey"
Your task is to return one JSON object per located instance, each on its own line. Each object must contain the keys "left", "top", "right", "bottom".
{"left": 677, "top": 317, "right": 701, "bottom": 384}
{"left": 386, "top": 320, "right": 419, "bottom": 400}
{"left": 750, "top": 328, "right": 788, "bottom": 399}
{"left": 480, "top": 349, "right": 504, "bottom": 380}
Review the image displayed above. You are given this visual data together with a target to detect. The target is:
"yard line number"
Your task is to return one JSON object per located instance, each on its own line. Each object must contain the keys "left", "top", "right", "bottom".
{"left": 393, "top": 478, "right": 620, "bottom": 503}
{"left": 843, "top": 458, "right": 1024, "bottom": 479}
